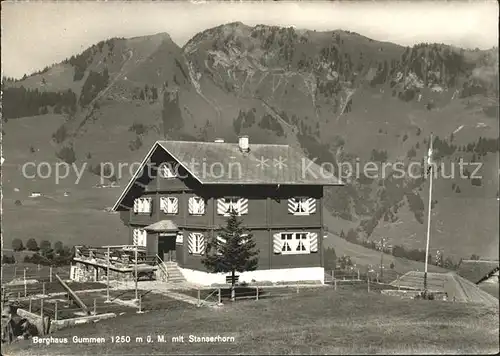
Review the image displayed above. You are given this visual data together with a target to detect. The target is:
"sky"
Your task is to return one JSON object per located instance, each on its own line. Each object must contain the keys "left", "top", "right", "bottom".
{"left": 1, "top": 0, "right": 498, "bottom": 79}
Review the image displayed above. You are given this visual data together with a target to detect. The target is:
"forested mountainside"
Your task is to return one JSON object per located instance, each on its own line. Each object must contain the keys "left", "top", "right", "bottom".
{"left": 2, "top": 22, "right": 498, "bottom": 260}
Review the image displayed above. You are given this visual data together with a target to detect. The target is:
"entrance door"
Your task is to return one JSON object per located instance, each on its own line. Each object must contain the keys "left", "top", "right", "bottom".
{"left": 158, "top": 234, "right": 177, "bottom": 262}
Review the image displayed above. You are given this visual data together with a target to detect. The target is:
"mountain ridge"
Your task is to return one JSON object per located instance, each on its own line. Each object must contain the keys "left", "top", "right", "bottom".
{"left": 1, "top": 22, "right": 498, "bottom": 261}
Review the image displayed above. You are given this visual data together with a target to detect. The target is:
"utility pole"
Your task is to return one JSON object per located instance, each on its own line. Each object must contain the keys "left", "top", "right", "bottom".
{"left": 105, "top": 246, "right": 110, "bottom": 303}
{"left": 424, "top": 133, "right": 434, "bottom": 293}
{"left": 379, "top": 237, "right": 387, "bottom": 279}
{"left": 134, "top": 247, "right": 138, "bottom": 302}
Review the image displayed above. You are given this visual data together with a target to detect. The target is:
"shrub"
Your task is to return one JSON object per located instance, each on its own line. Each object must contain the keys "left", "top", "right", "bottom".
{"left": 2, "top": 255, "right": 16, "bottom": 264}
{"left": 52, "top": 125, "right": 68, "bottom": 144}
{"left": 54, "top": 241, "right": 64, "bottom": 254}
{"left": 40, "top": 240, "right": 52, "bottom": 253}
{"left": 26, "top": 238, "right": 39, "bottom": 251}
{"left": 12, "top": 238, "right": 24, "bottom": 251}
{"left": 128, "top": 122, "right": 148, "bottom": 135}
{"left": 56, "top": 145, "right": 76, "bottom": 164}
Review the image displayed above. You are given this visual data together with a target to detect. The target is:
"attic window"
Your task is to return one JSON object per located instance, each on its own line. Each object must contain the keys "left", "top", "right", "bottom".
{"left": 159, "top": 163, "right": 178, "bottom": 178}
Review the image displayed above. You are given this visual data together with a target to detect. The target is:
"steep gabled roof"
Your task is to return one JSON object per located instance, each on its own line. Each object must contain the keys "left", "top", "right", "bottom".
{"left": 112, "top": 140, "right": 343, "bottom": 210}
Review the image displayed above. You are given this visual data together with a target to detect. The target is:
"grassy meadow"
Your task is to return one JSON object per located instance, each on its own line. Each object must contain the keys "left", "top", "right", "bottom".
{"left": 3, "top": 287, "right": 498, "bottom": 355}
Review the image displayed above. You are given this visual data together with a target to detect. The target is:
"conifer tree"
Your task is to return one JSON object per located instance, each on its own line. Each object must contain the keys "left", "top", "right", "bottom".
{"left": 203, "top": 211, "right": 259, "bottom": 301}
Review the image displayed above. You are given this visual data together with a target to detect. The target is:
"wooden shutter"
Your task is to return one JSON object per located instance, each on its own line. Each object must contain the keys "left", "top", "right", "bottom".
{"left": 305, "top": 198, "right": 316, "bottom": 214}
{"left": 188, "top": 233, "right": 205, "bottom": 255}
{"left": 133, "top": 228, "right": 146, "bottom": 246}
{"left": 217, "top": 198, "right": 228, "bottom": 215}
{"left": 133, "top": 228, "right": 139, "bottom": 245}
{"left": 287, "top": 198, "right": 298, "bottom": 214}
{"left": 309, "top": 232, "right": 318, "bottom": 253}
{"left": 238, "top": 198, "right": 248, "bottom": 215}
{"left": 168, "top": 197, "right": 178, "bottom": 214}
{"left": 160, "top": 197, "right": 167, "bottom": 212}
{"left": 273, "top": 233, "right": 282, "bottom": 254}
{"left": 198, "top": 234, "right": 206, "bottom": 255}
{"left": 188, "top": 233, "right": 196, "bottom": 254}
{"left": 188, "top": 197, "right": 196, "bottom": 214}
{"left": 144, "top": 198, "right": 152, "bottom": 213}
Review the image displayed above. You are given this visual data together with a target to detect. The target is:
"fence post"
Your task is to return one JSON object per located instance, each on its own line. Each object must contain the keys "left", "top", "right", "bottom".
{"left": 14, "top": 266, "right": 17, "bottom": 278}
{"left": 24, "top": 268, "right": 27, "bottom": 297}
{"left": 367, "top": 276, "right": 370, "bottom": 293}
{"left": 49, "top": 267, "right": 53, "bottom": 283}
{"left": 38, "top": 264, "right": 41, "bottom": 271}
{"left": 55, "top": 300, "right": 58, "bottom": 321}
{"left": 296, "top": 284, "right": 299, "bottom": 294}
{"left": 94, "top": 298, "right": 97, "bottom": 315}
{"left": 40, "top": 298, "right": 45, "bottom": 336}
{"left": 357, "top": 269, "right": 360, "bottom": 280}
{"left": 29, "top": 298, "right": 32, "bottom": 313}
{"left": 42, "top": 282, "right": 46, "bottom": 296}
{"left": 397, "top": 275, "right": 400, "bottom": 291}
{"left": 137, "top": 295, "right": 144, "bottom": 314}
{"left": 197, "top": 289, "right": 201, "bottom": 307}
{"left": 218, "top": 288, "right": 222, "bottom": 305}
{"left": 334, "top": 277, "right": 337, "bottom": 291}
{"left": 256, "top": 287, "right": 259, "bottom": 301}
{"left": 18, "top": 291, "right": 21, "bottom": 299}
{"left": 376, "top": 272, "right": 379, "bottom": 284}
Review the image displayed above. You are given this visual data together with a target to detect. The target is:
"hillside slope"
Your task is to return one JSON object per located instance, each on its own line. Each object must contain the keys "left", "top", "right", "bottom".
{"left": 1, "top": 23, "right": 498, "bottom": 259}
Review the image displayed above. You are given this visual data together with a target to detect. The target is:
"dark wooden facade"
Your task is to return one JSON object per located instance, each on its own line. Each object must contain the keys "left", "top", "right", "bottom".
{"left": 118, "top": 147, "right": 325, "bottom": 273}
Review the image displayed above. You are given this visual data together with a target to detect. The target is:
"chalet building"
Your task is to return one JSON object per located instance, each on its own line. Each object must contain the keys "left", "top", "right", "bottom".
{"left": 111, "top": 136, "right": 343, "bottom": 285}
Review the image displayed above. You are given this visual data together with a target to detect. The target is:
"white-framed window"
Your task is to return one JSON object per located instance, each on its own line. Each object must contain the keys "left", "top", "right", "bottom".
{"left": 288, "top": 197, "right": 316, "bottom": 216}
{"left": 188, "top": 196, "right": 205, "bottom": 215}
{"left": 188, "top": 232, "right": 205, "bottom": 255}
{"left": 133, "top": 197, "right": 152, "bottom": 214}
{"left": 273, "top": 232, "right": 318, "bottom": 255}
{"left": 159, "top": 163, "right": 178, "bottom": 178}
{"left": 133, "top": 228, "right": 147, "bottom": 247}
{"left": 217, "top": 197, "right": 248, "bottom": 216}
{"left": 160, "top": 197, "right": 178, "bottom": 214}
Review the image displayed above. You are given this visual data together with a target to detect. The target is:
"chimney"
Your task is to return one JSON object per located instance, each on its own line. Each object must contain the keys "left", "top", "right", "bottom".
{"left": 214, "top": 138, "right": 225, "bottom": 143}
{"left": 238, "top": 135, "right": 249, "bottom": 152}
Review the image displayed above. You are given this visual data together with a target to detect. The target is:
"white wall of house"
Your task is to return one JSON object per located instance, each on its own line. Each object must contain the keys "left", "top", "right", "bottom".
{"left": 179, "top": 267, "right": 325, "bottom": 286}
